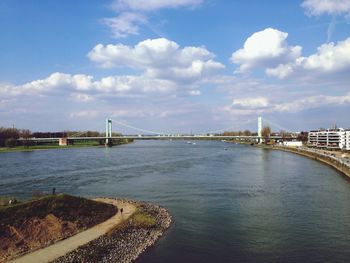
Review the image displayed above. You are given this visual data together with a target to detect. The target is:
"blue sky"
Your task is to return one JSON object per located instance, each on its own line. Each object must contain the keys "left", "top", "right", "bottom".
{"left": 0, "top": 0, "right": 349, "bottom": 133}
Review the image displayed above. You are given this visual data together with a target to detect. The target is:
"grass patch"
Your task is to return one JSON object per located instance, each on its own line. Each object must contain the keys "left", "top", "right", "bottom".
{"left": 130, "top": 210, "right": 156, "bottom": 228}
{"left": 0, "top": 196, "right": 19, "bottom": 208}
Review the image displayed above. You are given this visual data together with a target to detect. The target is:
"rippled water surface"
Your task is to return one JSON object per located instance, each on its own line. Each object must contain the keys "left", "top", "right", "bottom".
{"left": 1, "top": 140, "right": 350, "bottom": 262}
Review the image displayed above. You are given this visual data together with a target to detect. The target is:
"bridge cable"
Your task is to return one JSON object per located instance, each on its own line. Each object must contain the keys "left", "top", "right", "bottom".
{"left": 110, "top": 118, "right": 166, "bottom": 135}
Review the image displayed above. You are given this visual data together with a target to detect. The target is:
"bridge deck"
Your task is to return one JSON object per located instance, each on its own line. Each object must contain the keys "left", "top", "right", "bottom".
{"left": 19, "top": 135, "right": 281, "bottom": 142}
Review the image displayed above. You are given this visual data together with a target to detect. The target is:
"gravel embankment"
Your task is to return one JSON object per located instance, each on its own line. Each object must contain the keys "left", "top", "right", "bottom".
{"left": 51, "top": 199, "right": 171, "bottom": 263}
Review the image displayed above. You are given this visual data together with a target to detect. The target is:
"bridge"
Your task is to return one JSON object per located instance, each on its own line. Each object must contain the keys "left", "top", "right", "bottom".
{"left": 19, "top": 117, "right": 283, "bottom": 146}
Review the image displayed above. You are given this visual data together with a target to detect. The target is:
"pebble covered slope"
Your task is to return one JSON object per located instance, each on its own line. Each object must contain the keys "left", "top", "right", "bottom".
{"left": 51, "top": 199, "right": 172, "bottom": 263}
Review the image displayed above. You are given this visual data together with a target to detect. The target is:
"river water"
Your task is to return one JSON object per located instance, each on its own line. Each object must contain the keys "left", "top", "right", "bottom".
{"left": 1, "top": 140, "right": 350, "bottom": 262}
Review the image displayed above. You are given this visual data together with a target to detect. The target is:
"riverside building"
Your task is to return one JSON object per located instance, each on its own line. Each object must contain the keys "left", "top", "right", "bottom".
{"left": 308, "top": 128, "right": 350, "bottom": 150}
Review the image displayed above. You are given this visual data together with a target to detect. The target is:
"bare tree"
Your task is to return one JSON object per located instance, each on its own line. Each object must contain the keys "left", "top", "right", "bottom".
{"left": 261, "top": 126, "right": 271, "bottom": 144}
{"left": 243, "top": 130, "right": 251, "bottom": 136}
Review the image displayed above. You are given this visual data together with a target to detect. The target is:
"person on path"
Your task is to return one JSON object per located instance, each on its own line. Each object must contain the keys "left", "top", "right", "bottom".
{"left": 120, "top": 208, "right": 123, "bottom": 214}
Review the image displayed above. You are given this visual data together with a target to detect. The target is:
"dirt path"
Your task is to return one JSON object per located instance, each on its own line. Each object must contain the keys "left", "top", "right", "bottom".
{"left": 9, "top": 198, "right": 136, "bottom": 263}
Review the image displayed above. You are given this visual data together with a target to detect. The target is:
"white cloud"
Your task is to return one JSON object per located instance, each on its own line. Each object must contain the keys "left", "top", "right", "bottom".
{"left": 302, "top": 38, "right": 350, "bottom": 71}
{"left": 226, "top": 92, "right": 350, "bottom": 116}
{"left": 106, "top": 0, "right": 202, "bottom": 38}
{"left": 302, "top": 0, "right": 350, "bottom": 16}
{"left": 102, "top": 12, "right": 147, "bottom": 38}
{"left": 188, "top": 90, "right": 201, "bottom": 96}
{"left": 3, "top": 72, "right": 181, "bottom": 97}
{"left": 112, "top": 0, "right": 202, "bottom": 12}
{"left": 95, "top": 75, "right": 177, "bottom": 93}
{"left": 274, "top": 93, "right": 350, "bottom": 112}
{"left": 231, "top": 28, "right": 302, "bottom": 73}
{"left": 232, "top": 97, "right": 269, "bottom": 109}
{"left": 70, "top": 110, "right": 100, "bottom": 119}
{"left": 2, "top": 64, "right": 220, "bottom": 102}
{"left": 71, "top": 93, "right": 94, "bottom": 102}
{"left": 88, "top": 38, "right": 224, "bottom": 81}
{"left": 267, "top": 37, "right": 350, "bottom": 78}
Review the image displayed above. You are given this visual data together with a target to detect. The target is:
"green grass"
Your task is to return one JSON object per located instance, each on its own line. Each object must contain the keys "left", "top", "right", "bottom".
{"left": 130, "top": 210, "right": 156, "bottom": 227}
{"left": 0, "top": 196, "right": 19, "bottom": 208}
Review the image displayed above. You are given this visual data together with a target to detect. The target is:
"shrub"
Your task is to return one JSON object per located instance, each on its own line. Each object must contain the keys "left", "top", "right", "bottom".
{"left": 5, "top": 138, "right": 17, "bottom": 148}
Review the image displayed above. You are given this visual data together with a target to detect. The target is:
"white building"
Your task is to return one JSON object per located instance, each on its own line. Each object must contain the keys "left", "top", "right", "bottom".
{"left": 283, "top": 141, "right": 303, "bottom": 147}
{"left": 308, "top": 128, "right": 350, "bottom": 150}
{"left": 346, "top": 131, "right": 350, "bottom": 150}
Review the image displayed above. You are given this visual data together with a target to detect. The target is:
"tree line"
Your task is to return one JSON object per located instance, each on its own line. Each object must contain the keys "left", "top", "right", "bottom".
{"left": 0, "top": 127, "right": 120, "bottom": 147}
{"left": 218, "top": 127, "right": 308, "bottom": 143}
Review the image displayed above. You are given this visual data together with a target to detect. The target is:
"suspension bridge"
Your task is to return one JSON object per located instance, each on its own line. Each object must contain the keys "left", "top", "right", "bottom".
{"left": 19, "top": 117, "right": 285, "bottom": 146}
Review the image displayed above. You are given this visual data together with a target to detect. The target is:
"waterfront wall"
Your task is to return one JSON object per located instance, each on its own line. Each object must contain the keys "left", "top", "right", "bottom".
{"left": 272, "top": 146, "right": 350, "bottom": 178}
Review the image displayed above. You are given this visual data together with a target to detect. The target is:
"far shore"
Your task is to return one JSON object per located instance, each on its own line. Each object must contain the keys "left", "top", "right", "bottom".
{"left": 0, "top": 140, "right": 133, "bottom": 153}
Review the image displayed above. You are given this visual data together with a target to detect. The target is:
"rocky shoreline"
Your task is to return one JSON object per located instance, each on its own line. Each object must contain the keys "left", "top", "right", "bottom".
{"left": 270, "top": 145, "right": 350, "bottom": 178}
{"left": 51, "top": 199, "right": 172, "bottom": 263}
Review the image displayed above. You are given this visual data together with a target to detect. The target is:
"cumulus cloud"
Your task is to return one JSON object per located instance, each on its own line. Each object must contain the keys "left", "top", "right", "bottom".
{"left": 232, "top": 97, "right": 269, "bottom": 109}
{"left": 2, "top": 72, "right": 181, "bottom": 97}
{"left": 105, "top": 0, "right": 202, "bottom": 38}
{"left": 231, "top": 28, "right": 302, "bottom": 73}
{"left": 88, "top": 38, "right": 224, "bottom": 81}
{"left": 301, "top": 1, "right": 350, "bottom": 42}
{"left": 302, "top": 0, "right": 350, "bottom": 16}
{"left": 232, "top": 28, "right": 350, "bottom": 79}
{"left": 267, "top": 37, "right": 350, "bottom": 78}
{"left": 226, "top": 92, "right": 350, "bottom": 116}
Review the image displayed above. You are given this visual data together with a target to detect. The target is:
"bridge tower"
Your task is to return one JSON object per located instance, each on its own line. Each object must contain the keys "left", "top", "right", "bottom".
{"left": 105, "top": 118, "right": 112, "bottom": 147}
{"left": 258, "top": 116, "right": 262, "bottom": 144}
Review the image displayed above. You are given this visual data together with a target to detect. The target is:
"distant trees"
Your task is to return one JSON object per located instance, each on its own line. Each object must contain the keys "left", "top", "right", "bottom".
{"left": 0, "top": 127, "right": 35, "bottom": 147}
{"left": 261, "top": 126, "right": 271, "bottom": 143}
{"left": 221, "top": 130, "right": 253, "bottom": 136}
{"left": 243, "top": 130, "right": 251, "bottom": 136}
{"left": 297, "top": 131, "right": 308, "bottom": 142}
{"left": 0, "top": 127, "right": 123, "bottom": 148}
{"left": 0, "top": 127, "right": 20, "bottom": 147}
{"left": 5, "top": 138, "right": 17, "bottom": 148}
{"left": 32, "top": 132, "right": 67, "bottom": 138}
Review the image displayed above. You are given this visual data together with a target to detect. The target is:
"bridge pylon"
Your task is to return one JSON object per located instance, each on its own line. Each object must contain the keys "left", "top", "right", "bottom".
{"left": 105, "top": 118, "right": 113, "bottom": 147}
{"left": 258, "top": 116, "right": 262, "bottom": 144}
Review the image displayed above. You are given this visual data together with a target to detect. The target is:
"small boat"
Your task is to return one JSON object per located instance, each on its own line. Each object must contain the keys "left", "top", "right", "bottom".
{"left": 192, "top": 142, "right": 196, "bottom": 145}
{"left": 187, "top": 141, "right": 192, "bottom": 144}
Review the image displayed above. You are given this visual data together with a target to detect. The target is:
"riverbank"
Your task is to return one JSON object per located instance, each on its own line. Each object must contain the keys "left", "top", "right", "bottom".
{"left": 51, "top": 198, "right": 172, "bottom": 263}
{"left": 3, "top": 196, "right": 171, "bottom": 263}
{"left": 257, "top": 144, "right": 350, "bottom": 178}
{"left": 0, "top": 139, "right": 133, "bottom": 153}
{"left": 0, "top": 195, "right": 117, "bottom": 262}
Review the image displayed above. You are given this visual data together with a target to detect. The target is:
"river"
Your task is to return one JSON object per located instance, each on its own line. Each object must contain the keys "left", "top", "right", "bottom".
{"left": 1, "top": 140, "right": 350, "bottom": 262}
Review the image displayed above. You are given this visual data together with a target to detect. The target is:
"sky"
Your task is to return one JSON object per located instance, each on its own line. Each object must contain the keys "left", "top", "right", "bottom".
{"left": 0, "top": 0, "right": 350, "bottom": 134}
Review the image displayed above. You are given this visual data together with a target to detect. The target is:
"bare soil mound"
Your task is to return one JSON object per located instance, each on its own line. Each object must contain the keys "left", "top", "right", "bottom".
{"left": 0, "top": 194, "right": 117, "bottom": 262}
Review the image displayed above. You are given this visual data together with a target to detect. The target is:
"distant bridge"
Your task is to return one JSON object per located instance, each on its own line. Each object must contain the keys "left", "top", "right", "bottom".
{"left": 18, "top": 117, "right": 284, "bottom": 146}
{"left": 20, "top": 135, "right": 282, "bottom": 141}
